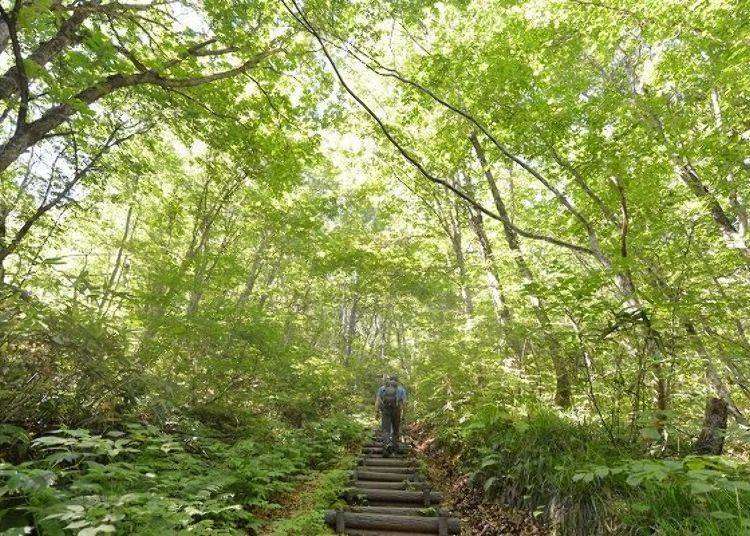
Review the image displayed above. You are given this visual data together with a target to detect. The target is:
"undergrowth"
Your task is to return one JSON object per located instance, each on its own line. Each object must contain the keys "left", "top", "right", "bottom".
{"left": 264, "top": 461, "right": 352, "bottom": 536}
{"left": 0, "top": 412, "right": 365, "bottom": 535}
{"left": 427, "top": 403, "right": 750, "bottom": 535}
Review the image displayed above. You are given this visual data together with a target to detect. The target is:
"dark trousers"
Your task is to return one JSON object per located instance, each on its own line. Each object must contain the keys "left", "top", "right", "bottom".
{"left": 380, "top": 406, "right": 401, "bottom": 446}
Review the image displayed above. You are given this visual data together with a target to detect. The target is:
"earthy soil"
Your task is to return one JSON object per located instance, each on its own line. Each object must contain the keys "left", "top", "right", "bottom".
{"left": 411, "top": 428, "right": 548, "bottom": 536}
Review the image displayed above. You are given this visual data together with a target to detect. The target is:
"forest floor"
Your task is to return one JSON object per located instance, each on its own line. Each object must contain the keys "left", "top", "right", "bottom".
{"left": 414, "top": 430, "right": 548, "bottom": 536}
{"left": 257, "top": 472, "right": 320, "bottom": 534}
{"left": 258, "top": 455, "right": 355, "bottom": 535}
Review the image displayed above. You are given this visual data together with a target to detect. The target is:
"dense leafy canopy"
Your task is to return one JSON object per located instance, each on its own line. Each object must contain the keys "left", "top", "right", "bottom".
{"left": 1, "top": 0, "right": 749, "bottom": 533}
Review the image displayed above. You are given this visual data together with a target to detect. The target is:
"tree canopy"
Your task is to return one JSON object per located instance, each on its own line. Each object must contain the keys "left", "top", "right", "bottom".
{"left": 1, "top": 0, "right": 749, "bottom": 533}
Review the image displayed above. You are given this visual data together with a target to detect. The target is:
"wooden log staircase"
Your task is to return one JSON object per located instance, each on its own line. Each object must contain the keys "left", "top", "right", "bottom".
{"left": 325, "top": 432, "right": 461, "bottom": 535}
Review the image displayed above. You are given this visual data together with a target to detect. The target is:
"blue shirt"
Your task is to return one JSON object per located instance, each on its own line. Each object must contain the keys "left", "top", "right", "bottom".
{"left": 378, "top": 385, "right": 407, "bottom": 402}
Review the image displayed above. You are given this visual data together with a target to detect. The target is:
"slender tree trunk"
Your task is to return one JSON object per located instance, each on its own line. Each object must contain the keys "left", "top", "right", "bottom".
{"left": 686, "top": 321, "right": 748, "bottom": 427}
{"left": 0, "top": 20, "right": 9, "bottom": 55}
{"left": 470, "top": 132, "right": 571, "bottom": 407}
{"left": 467, "top": 207, "right": 523, "bottom": 359}
{"left": 343, "top": 294, "right": 359, "bottom": 364}
{"left": 237, "top": 231, "right": 270, "bottom": 306}
{"left": 567, "top": 310, "right": 616, "bottom": 442}
{"left": 257, "top": 255, "right": 283, "bottom": 308}
{"left": 99, "top": 204, "right": 134, "bottom": 316}
{"left": 542, "top": 142, "right": 672, "bottom": 437}
{"left": 447, "top": 204, "right": 474, "bottom": 316}
{"left": 645, "top": 326, "right": 669, "bottom": 445}
{"left": 380, "top": 318, "right": 388, "bottom": 360}
{"left": 185, "top": 223, "right": 215, "bottom": 315}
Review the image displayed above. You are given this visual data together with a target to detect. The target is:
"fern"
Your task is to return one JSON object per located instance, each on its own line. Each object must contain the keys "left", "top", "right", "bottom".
{"left": 0, "top": 414, "right": 364, "bottom": 534}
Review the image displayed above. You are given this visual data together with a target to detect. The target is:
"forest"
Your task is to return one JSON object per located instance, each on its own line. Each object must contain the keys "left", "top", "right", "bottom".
{"left": 0, "top": 0, "right": 748, "bottom": 533}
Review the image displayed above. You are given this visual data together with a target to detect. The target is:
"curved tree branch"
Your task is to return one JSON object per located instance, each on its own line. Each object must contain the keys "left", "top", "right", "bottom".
{"left": 280, "top": 0, "right": 596, "bottom": 257}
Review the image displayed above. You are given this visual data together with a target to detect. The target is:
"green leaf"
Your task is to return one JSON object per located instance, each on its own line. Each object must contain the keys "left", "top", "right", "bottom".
{"left": 710, "top": 511, "right": 736, "bottom": 520}
{"left": 689, "top": 481, "right": 717, "bottom": 495}
{"left": 630, "top": 503, "right": 650, "bottom": 513}
{"left": 78, "top": 525, "right": 116, "bottom": 536}
{"left": 626, "top": 474, "right": 643, "bottom": 487}
{"left": 640, "top": 427, "right": 661, "bottom": 440}
{"left": 594, "top": 467, "right": 610, "bottom": 478}
{"left": 573, "top": 472, "right": 594, "bottom": 483}
{"left": 32, "top": 436, "right": 70, "bottom": 447}
{"left": 65, "top": 521, "right": 90, "bottom": 530}
{"left": 480, "top": 458, "right": 500, "bottom": 469}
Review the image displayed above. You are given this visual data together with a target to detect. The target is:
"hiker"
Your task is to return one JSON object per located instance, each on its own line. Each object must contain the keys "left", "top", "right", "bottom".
{"left": 375, "top": 375, "right": 407, "bottom": 451}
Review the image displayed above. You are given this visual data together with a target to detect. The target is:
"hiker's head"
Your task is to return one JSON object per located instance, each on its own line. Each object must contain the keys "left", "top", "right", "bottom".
{"left": 389, "top": 375, "right": 398, "bottom": 384}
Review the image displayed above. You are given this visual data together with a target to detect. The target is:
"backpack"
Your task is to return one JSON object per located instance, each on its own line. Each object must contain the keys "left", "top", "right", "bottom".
{"left": 381, "top": 382, "right": 398, "bottom": 410}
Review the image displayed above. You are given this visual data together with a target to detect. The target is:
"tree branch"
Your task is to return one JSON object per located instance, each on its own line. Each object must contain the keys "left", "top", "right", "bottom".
{"left": 0, "top": 123, "right": 144, "bottom": 264}
{"left": 0, "top": 5, "right": 29, "bottom": 131}
{"left": 0, "top": 45, "right": 282, "bottom": 173}
{"left": 280, "top": 0, "right": 596, "bottom": 257}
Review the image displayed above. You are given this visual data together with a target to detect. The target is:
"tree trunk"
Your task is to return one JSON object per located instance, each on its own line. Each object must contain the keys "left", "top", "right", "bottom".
{"left": 0, "top": 20, "right": 8, "bottom": 56}
{"left": 467, "top": 207, "right": 523, "bottom": 359}
{"left": 638, "top": 319, "right": 669, "bottom": 446}
{"left": 343, "top": 294, "right": 360, "bottom": 363}
{"left": 237, "top": 231, "right": 271, "bottom": 306}
{"left": 470, "top": 132, "right": 571, "bottom": 407}
{"left": 447, "top": 204, "right": 474, "bottom": 316}
{"left": 99, "top": 204, "right": 134, "bottom": 316}
{"left": 695, "top": 397, "right": 729, "bottom": 455}
{"left": 257, "top": 255, "right": 283, "bottom": 308}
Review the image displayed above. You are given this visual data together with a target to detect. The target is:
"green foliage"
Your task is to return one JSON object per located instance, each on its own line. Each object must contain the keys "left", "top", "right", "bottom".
{"left": 575, "top": 456, "right": 750, "bottom": 535}
{"left": 0, "top": 415, "right": 365, "bottom": 535}
{"left": 435, "top": 405, "right": 621, "bottom": 534}
{"left": 424, "top": 401, "right": 750, "bottom": 535}
{"left": 2, "top": 0, "right": 750, "bottom": 533}
{"left": 267, "top": 466, "right": 352, "bottom": 535}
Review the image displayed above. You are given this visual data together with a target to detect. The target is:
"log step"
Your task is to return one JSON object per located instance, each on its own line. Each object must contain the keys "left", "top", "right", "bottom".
{"left": 359, "top": 458, "right": 414, "bottom": 467}
{"left": 360, "top": 466, "right": 415, "bottom": 474}
{"left": 325, "top": 511, "right": 459, "bottom": 534}
{"left": 363, "top": 445, "right": 412, "bottom": 452}
{"left": 354, "top": 480, "right": 415, "bottom": 490}
{"left": 348, "top": 506, "right": 442, "bottom": 517}
{"left": 346, "top": 488, "right": 443, "bottom": 505}
{"left": 362, "top": 447, "right": 411, "bottom": 456}
{"left": 364, "top": 501, "right": 436, "bottom": 508}
{"left": 356, "top": 470, "right": 420, "bottom": 482}
{"left": 345, "top": 531, "right": 433, "bottom": 536}
{"left": 330, "top": 434, "right": 459, "bottom": 535}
